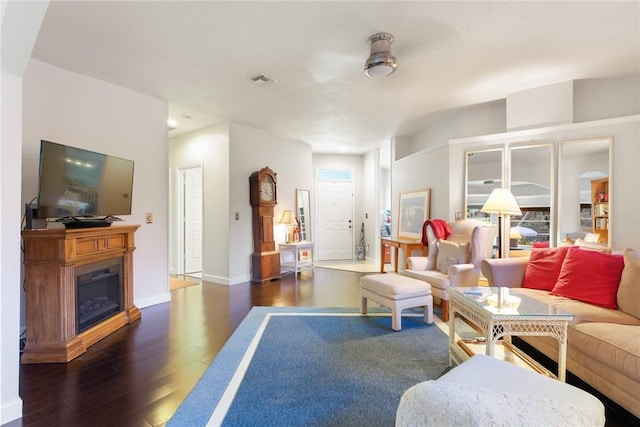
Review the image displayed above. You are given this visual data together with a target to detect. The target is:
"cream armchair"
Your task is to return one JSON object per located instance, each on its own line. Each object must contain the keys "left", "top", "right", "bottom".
{"left": 404, "top": 219, "right": 496, "bottom": 321}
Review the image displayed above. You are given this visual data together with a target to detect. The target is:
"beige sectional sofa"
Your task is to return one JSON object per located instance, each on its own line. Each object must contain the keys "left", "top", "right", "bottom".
{"left": 481, "top": 249, "right": 640, "bottom": 419}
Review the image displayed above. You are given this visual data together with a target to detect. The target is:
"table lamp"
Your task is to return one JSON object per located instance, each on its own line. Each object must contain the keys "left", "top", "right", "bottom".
{"left": 278, "top": 210, "right": 296, "bottom": 243}
{"left": 481, "top": 188, "right": 521, "bottom": 258}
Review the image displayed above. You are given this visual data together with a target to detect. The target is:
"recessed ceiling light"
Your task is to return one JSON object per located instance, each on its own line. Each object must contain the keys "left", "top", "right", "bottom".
{"left": 167, "top": 119, "right": 177, "bottom": 130}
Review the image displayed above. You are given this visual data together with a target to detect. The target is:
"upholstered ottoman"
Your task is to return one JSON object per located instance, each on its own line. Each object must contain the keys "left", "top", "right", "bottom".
{"left": 396, "top": 354, "right": 605, "bottom": 426}
{"left": 360, "top": 273, "right": 433, "bottom": 331}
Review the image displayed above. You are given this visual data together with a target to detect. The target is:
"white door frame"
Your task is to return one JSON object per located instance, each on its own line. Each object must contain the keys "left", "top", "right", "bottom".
{"left": 176, "top": 163, "right": 203, "bottom": 275}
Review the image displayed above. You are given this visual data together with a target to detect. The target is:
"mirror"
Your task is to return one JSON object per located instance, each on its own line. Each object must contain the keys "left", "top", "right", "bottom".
{"left": 465, "top": 148, "right": 504, "bottom": 220}
{"left": 296, "top": 189, "right": 311, "bottom": 242}
{"left": 509, "top": 144, "right": 553, "bottom": 250}
{"left": 558, "top": 138, "right": 611, "bottom": 245}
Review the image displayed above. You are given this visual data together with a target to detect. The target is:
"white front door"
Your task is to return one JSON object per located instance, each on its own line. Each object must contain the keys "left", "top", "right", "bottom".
{"left": 316, "top": 180, "right": 353, "bottom": 260}
{"left": 183, "top": 166, "right": 202, "bottom": 274}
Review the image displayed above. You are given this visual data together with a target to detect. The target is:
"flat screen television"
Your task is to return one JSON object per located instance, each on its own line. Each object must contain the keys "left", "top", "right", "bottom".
{"left": 36, "top": 140, "right": 134, "bottom": 221}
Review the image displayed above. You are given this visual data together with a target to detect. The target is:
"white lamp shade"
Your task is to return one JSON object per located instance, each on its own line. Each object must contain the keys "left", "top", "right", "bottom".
{"left": 278, "top": 210, "right": 295, "bottom": 225}
{"left": 481, "top": 188, "right": 522, "bottom": 216}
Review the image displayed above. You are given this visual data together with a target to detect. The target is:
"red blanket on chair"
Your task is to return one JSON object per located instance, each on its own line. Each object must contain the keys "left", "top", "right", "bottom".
{"left": 421, "top": 219, "right": 451, "bottom": 246}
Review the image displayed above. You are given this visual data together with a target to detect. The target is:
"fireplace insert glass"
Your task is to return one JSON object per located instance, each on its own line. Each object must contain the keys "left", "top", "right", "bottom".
{"left": 76, "top": 258, "right": 124, "bottom": 333}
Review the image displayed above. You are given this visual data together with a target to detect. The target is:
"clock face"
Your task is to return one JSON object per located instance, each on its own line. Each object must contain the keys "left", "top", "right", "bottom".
{"left": 260, "top": 180, "right": 274, "bottom": 201}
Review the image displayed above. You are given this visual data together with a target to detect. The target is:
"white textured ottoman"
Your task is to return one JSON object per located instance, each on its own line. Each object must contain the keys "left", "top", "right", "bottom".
{"left": 360, "top": 273, "right": 433, "bottom": 331}
{"left": 396, "top": 354, "right": 605, "bottom": 427}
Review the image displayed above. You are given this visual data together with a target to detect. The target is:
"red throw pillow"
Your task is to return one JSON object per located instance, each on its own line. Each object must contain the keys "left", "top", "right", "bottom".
{"left": 551, "top": 248, "right": 624, "bottom": 309}
{"left": 522, "top": 247, "right": 572, "bottom": 291}
{"left": 532, "top": 241, "right": 550, "bottom": 248}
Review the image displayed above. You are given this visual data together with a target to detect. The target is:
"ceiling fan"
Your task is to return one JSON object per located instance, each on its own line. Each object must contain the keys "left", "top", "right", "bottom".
{"left": 364, "top": 32, "right": 397, "bottom": 77}
{"left": 307, "top": 31, "right": 399, "bottom": 83}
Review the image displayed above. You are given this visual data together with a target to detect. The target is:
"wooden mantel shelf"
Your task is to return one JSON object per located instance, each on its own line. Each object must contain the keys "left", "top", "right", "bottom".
{"left": 21, "top": 224, "right": 141, "bottom": 364}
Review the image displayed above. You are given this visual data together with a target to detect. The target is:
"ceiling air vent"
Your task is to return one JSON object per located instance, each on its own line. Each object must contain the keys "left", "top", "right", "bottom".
{"left": 248, "top": 73, "right": 277, "bottom": 86}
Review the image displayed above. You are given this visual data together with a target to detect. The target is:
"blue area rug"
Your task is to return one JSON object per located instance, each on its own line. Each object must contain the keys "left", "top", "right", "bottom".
{"left": 168, "top": 307, "right": 450, "bottom": 426}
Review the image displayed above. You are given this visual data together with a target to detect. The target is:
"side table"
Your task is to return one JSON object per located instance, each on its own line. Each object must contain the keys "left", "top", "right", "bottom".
{"left": 379, "top": 237, "right": 427, "bottom": 273}
{"left": 279, "top": 241, "right": 314, "bottom": 275}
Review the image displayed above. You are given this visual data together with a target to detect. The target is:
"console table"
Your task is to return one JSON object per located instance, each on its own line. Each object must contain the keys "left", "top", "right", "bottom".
{"left": 379, "top": 237, "right": 427, "bottom": 273}
{"left": 21, "top": 225, "right": 140, "bottom": 363}
{"left": 279, "top": 241, "right": 314, "bottom": 274}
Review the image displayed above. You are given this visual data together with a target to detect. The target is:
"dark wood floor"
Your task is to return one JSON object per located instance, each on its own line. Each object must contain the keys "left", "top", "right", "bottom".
{"left": 15, "top": 268, "right": 362, "bottom": 427}
{"left": 13, "top": 267, "right": 639, "bottom": 427}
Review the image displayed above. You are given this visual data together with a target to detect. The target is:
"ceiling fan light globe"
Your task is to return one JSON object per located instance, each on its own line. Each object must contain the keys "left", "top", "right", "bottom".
{"left": 364, "top": 32, "right": 397, "bottom": 77}
{"left": 364, "top": 53, "right": 397, "bottom": 77}
{"left": 364, "top": 62, "right": 396, "bottom": 77}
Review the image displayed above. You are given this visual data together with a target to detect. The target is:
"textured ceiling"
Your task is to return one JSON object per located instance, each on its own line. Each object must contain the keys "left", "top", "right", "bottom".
{"left": 31, "top": 1, "right": 640, "bottom": 153}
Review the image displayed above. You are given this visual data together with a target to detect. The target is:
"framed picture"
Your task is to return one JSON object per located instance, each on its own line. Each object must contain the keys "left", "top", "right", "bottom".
{"left": 398, "top": 189, "right": 431, "bottom": 240}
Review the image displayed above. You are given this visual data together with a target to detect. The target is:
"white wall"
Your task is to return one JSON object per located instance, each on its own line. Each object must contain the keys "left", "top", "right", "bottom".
{"left": 1, "top": 2, "right": 50, "bottom": 422}
{"left": 362, "top": 149, "right": 378, "bottom": 260}
{"left": 390, "top": 144, "right": 451, "bottom": 269}
{"left": 1, "top": 71, "right": 26, "bottom": 425}
{"left": 574, "top": 75, "right": 640, "bottom": 123}
{"left": 229, "top": 123, "right": 313, "bottom": 283}
{"left": 168, "top": 122, "right": 230, "bottom": 282}
{"left": 507, "top": 81, "right": 573, "bottom": 130}
{"left": 394, "top": 145, "right": 451, "bottom": 222}
{"left": 404, "top": 100, "right": 506, "bottom": 156}
{"left": 22, "top": 60, "right": 171, "bottom": 311}
{"left": 399, "top": 75, "right": 638, "bottom": 161}
{"left": 394, "top": 135, "right": 413, "bottom": 164}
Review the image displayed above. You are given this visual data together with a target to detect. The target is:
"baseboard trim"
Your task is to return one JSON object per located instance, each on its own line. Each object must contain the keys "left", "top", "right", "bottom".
{"left": 135, "top": 293, "right": 171, "bottom": 309}
{"left": 1, "top": 396, "right": 23, "bottom": 426}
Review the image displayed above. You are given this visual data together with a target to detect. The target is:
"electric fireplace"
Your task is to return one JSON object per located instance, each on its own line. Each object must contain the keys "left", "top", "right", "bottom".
{"left": 21, "top": 225, "right": 141, "bottom": 363}
{"left": 76, "top": 258, "right": 123, "bottom": 333}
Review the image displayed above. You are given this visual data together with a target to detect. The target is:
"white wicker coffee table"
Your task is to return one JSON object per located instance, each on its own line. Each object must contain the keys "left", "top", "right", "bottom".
{"left": 448, "top": 287, "right": 574, "bottom": 381}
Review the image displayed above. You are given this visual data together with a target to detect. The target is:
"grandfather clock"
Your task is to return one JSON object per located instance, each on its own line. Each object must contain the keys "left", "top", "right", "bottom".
{"left": 249, "top": 166, "right": 281, "bottom": 283}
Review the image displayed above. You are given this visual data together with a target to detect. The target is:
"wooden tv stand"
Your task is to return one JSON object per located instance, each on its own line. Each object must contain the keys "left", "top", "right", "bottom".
{"left": 21, "top": 224, "right": 141, "bottom": 364}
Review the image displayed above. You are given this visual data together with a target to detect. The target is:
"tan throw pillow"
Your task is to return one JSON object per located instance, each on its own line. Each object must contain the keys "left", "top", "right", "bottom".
{"left": 583, "top": 233, "right": 601, "bottom": 243}
{"left": 574, "top": 238, "right": 612, "bottom": 253}
{"left": 617, "top": 247, "right": 640, "bottom": 319}
{"left": 436, "top": 240, "right": 470, "bottom": 274}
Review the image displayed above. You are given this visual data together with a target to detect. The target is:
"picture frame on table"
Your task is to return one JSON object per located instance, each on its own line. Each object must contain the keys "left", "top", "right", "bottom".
{"left": 398, "top": 189, "right": 431, "bottom": 240}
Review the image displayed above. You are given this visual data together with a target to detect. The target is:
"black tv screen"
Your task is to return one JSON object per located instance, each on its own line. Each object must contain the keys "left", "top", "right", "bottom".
{"left": 36, "top": 140, "right": 134, "bottom": 219}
